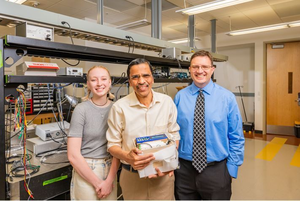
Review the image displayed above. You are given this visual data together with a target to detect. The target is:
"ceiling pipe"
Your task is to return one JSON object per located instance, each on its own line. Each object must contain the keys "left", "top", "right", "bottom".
{"left": 97, "top": 0, "right": 104, "bottom": 25}
{"left": 211, "top": 19, "right": 217, "bottom": 53}
{"left": 151, "top": 0, "right": 162, "bottom": 39}
{"left": 188, "top": 15, "right": 195, "bottom": 48}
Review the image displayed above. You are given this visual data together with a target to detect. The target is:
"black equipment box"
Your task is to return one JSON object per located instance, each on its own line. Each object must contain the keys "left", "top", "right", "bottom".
{"left": 10, "top": 165, "right": 72, "bottom": 200}
{"left": 243, "top": 122, "right": 254, "bottom": 132}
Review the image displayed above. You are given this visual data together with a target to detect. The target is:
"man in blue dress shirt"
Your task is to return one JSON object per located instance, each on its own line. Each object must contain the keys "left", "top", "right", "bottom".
{"left": 174, "top": 50, "right": 245, "bottom": 200}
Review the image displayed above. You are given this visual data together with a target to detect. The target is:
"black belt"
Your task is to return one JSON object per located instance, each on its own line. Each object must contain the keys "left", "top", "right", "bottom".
{"left": 207, "top": 159, "right": 225, "bottom": 167}
{"left": 122, "top": 164, "right": 138, "bottom": 173}
{"left": 179, "top": 158, "right": 226, "bottom": 167}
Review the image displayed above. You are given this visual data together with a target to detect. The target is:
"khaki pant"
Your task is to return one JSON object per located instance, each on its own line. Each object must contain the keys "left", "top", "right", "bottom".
{"left": 70, "top": 158, "right": 117, "bottom": 200}
{"left": 120, "top": 167, "right": 175, "bottom": 200}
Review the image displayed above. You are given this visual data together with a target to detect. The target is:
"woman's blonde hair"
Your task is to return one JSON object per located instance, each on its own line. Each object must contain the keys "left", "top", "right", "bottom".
{"left": 82, "top": 65, "right": 115, "bottom": 101}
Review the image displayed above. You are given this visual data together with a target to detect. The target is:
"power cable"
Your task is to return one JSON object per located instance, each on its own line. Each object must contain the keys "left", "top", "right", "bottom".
{"left": 61, "top": 21, "right": 81, "bottom": 66}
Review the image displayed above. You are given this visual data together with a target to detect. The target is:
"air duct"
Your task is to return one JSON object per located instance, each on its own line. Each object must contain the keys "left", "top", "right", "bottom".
{"left": 209, "top": 19, "right": 228, "bottom": 62}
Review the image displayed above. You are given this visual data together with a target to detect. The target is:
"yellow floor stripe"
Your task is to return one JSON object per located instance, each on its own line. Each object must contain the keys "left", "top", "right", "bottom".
{"left": 290, "top": 145, "right": 300, "bottom": 167}
{"left": 255, "top": 137, "right": 287, "bottom": 161}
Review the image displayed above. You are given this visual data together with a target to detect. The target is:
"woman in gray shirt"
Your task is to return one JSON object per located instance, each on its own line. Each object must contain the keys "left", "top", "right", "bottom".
{"left": 67, "top": 66, "right": 119, "bottom": 200}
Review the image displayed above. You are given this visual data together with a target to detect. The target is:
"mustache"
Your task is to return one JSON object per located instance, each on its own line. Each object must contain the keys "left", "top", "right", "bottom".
{"left": 136, "top": 83, "right": 149, "bottom": 89}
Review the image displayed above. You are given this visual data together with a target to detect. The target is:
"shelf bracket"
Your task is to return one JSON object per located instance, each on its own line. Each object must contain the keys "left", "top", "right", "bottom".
{"left": 3, "top": 47, "right": 27, "bottom": 68}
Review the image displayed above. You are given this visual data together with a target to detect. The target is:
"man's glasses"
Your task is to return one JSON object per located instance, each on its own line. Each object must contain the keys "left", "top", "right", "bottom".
{"left": 191, "top": 65, "right": 213, "bottom": 71}
{"left": 130, "top": 74, "right": 152, "bottom": 80}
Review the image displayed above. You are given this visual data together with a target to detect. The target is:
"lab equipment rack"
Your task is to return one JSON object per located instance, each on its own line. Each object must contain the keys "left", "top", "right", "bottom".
{"left": 0, "top": 35, "right": 190, "bottom": 200}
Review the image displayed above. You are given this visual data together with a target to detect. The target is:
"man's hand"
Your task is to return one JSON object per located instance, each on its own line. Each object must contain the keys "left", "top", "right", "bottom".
{"left": 126, "top": 148, "right": 155, "bottom": 170}
{"left": 148, "top": 168, "right": 174, "bottom": 178}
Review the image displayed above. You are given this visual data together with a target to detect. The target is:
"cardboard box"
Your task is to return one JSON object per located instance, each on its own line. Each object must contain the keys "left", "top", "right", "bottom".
{"left": 137, "top": 142, "right": 179, "bottom": 178}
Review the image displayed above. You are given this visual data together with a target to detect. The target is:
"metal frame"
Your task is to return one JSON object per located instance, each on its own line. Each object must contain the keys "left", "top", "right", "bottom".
{"left": 4, "top": 35, "right": 190, "bottom": 68}
{"left": 0, "top": 39, "right": 6, "bottom": 200}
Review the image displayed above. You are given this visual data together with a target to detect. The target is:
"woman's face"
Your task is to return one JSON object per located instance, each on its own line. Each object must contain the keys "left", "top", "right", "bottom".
{"left": 87, "top": 67, "right": 111, "bottom": 98}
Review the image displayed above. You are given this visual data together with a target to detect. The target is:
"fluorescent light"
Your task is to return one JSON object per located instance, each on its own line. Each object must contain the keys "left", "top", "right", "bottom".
{"left": 288, "top": 21, "right": 300, "bottom": 27}
{"left": 6, "top": 0, "right": 27, "bottom": 4}
{"left": 176, "top": 0, "right": 253, "bottom": 15}
{"left": 227, "top": 24, "right": 289, "bottom": 36}
{"left": 168, "top": 37, "right": 201, "bottom": 44}
{"left": 116, "top": 19, "right": 151, "bottom": 30}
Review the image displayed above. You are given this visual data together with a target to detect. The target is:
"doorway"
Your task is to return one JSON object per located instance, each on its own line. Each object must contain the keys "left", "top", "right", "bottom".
{"left": 267, "top": 42, "right": 300, "bottom": 135}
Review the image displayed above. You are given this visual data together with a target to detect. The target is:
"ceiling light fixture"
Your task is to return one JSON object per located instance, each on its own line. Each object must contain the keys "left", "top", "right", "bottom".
{"left": 116, "top": 19, "right": 151, "bottom": 30}
{"left": 226, "top": 21, "right": 300, "bottom": 36}
{"left": 168, "top": 37, "right": 201, "bottom": 44}
{"left": 288, "top": 21, "right": 300, "bottom": 27}
{"left": 5, "top": 0, "right": 27, "bottom": 4}
{"left": 176, "top": 0, "right": 253, "bottom": 15}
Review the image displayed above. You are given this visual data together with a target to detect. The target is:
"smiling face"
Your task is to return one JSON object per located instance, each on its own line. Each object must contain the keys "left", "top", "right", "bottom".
{"left": 87, "top": 67, "right": 111, "bottom": 98}
{"left": 128, "top": 62, "right": 154, "bottom": 101}
{"left": 189, "top": 56, "right": 215, "bottom": 88}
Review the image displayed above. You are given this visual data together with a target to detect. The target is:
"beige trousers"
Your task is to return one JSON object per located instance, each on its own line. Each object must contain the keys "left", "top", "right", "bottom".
{"left": 70, "top": 158, "right": 117, "bottom": 200}
{"left": 120, "top": 167, "right": 175, "bottom": 200}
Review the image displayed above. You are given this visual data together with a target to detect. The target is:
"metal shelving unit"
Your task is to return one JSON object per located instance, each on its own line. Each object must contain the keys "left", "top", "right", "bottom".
{"left": 0, "top": 35, "right": 191, "bottom": 199}
{"left": 3, "top": 35, "right": 190, "bottom": 69}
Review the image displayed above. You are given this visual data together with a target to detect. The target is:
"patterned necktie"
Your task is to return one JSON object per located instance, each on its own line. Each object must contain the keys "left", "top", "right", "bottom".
{"left": 192, "top": 89, "right": 207, "bottom": 173}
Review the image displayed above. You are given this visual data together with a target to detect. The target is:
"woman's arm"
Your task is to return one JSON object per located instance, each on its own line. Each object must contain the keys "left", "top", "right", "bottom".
{"left": 67, "top": 137, "right": 102, "bottom": 192}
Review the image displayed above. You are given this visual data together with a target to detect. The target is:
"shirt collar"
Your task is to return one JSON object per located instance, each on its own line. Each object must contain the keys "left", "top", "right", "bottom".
{"left": 129, "top": 90, "right": 161, "bottom": 107}
{"left": 190, "top": 79, "right": 214, "bottom": 95}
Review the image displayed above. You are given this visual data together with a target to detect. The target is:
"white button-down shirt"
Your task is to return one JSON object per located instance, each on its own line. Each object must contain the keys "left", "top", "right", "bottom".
{"left": 106, "top": 90, "right": 180, "bottom": 163}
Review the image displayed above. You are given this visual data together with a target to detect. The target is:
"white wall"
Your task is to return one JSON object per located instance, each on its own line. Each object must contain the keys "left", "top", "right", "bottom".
{"left": 214, "top": 44, "right": 255, "bottom": 123}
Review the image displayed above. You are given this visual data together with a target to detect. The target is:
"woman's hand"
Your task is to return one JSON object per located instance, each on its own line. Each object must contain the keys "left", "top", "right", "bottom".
{"left": 96, "top": 180, "right": 114, "bottom": 199}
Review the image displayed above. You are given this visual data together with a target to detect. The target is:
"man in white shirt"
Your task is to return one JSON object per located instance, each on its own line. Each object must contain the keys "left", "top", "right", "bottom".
{"left": 106, "top": 58, "right": 180, "bottom": 200}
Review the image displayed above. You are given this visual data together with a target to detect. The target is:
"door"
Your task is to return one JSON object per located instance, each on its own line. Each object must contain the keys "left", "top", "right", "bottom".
{"left": 267, "top": 42, "right": 300, "bottom": 135}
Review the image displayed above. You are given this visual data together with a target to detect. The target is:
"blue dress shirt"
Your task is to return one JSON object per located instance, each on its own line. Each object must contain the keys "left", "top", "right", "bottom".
{"left": 174, "top": 80, "right": 245, "bottom": 178}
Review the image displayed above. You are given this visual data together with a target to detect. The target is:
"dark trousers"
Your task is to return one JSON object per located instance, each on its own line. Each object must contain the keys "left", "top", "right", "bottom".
{"left": 175, "top": 158, "right": 232, "bottom": 200}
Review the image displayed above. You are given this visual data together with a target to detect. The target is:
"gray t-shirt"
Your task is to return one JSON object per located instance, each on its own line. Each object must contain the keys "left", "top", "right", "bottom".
{"left": 68, "top": 100, "right": 113, "bottom": 158}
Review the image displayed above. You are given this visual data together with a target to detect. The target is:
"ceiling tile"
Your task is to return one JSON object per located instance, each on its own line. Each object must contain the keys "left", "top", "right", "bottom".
{"left": 281, "top": 14, "right": 300, "bottom": 22}
{"left": 46, "top": 2, "right": 83, "bottom": 17}
{"left": 266, "top": 0, "right": 295, "bottom": 5}
{"left": 102, "top": 8, "right": 136, "bottom": 25}
{"left": 122, "top": 6, "right": 150, "bottom": 19}
{"left": 58, "top": 0, "right": 96, "bottom": 10}
{"left": 271, "top": 0, "right": 300, "bottom": 18}
{"left": 242, "top": 6, "right": 282, "bottom": 25}
{"left": 162, "top": 27, "right": 188, "bottom": 40}
{"left": 162, "top": 18, "right": 182, "bottom": 27}
{"left": 126, "top": 0, "right": 150, "bottom": 6}
{"left": 146, "top": 0, "right": 178, "bottom": 11}
{"left": 218, "top": 13, "right": 257, "bottom": 30}
{"left": 206, "top": 6, "right": 240, "bottom": 18}
{"left": 234, "top": 0, "right": 269, "bottom": 11}
{"left": 162, "top": 8, "right": 189, "bottom": 24}
{"left": 23, "top": 0, "right": 61, "bottom": 9}
{"left": 104, "top": 0, "right": 138, "bottom": 12}
{"left": 187, "top": 0, "right": 214, "bottom": 6}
